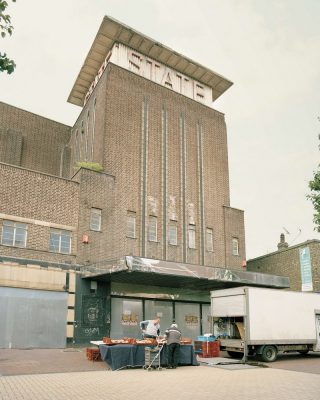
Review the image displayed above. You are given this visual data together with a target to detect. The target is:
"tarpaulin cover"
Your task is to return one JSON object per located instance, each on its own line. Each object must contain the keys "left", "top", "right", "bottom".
{"left": 99, "top": 343, "right": 198, "bottom": 370}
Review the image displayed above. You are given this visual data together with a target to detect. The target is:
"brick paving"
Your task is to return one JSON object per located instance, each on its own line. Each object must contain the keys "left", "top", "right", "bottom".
{"left": 0, "top": 348, "right": 320, "bottom": 400}
{"left": 1, "top": 365, "right": 320, "bottom": 400}
{"left": 1, "top": 348, "right": 320, "bottom": 400}
{"left": 0, "top": 348, "right": 106, "bottom": 376}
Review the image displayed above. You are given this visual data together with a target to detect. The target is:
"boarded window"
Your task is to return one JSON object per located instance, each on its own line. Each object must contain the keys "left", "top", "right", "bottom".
{"left": 232, "top": 238, "right": 239, "bottom": 256}
{"left": 168, "top": 224, "right": 177, "bottom": 246}
{"left": 188, "top": 225, "right": 196, "bottom": 249}
{"left": 206, "top": 228, "right": 214, "bottom": 252}
{"left": 127, "top": 212, "right": 136, "bottom": 238}
{"left": 148, "top": 216, "right": 157, "bottom": 242}
{"left": 90, "top": 208, "right": 102, "bottom": 231}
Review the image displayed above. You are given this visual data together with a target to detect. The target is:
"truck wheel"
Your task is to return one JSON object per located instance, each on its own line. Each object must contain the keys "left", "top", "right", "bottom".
{"left": 260, "top": 346, "right": 278, "bottom": 362}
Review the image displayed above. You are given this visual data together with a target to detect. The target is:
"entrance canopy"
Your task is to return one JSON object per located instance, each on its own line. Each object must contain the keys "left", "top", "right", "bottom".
{"left": 81, "top": 256, "right": 289, "bottom": 290}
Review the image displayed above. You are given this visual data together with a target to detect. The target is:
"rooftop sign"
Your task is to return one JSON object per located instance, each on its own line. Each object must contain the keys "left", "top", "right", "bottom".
{"left": 68, "top": 15, "right": 233, "bottom": 107}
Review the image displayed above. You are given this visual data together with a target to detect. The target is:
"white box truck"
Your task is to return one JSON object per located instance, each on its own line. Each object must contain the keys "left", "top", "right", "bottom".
{"left": 210, "top": 286, "right": 320, "bottom": 362}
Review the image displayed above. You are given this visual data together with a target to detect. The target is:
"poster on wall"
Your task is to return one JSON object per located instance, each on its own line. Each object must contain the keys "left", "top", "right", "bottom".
{"left": 299, "top": 247, "right": 313, "bottom": 292}
{"left": 185, "top": 314, "right": 199, "bottom": 328}
{"left": 121, "top": 311, "right": 138, "bottom": 326}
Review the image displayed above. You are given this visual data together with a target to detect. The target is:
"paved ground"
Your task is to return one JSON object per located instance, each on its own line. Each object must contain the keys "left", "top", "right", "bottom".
{"left": 1, "top": 348, "right": 320, "bottom": 400}
{"left": 1, "top": 363, "right": 320, "bottom": 400}
{"left": 0, "top": 348, "right": 106, "bottom": 376}
{"left": 267, "top": 352, "right": 320, "bottom": 375}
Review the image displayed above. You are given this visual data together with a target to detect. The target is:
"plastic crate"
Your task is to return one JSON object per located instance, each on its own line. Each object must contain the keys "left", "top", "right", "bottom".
{"left": 86, "top": 347, "right": 101, "bottom": 361}
{"left": 197, "top": 335, "right": 216, "bottom": 342}
{"left": 201, "top": 341, "right": 220, "bottom": 358}
{"left": 202, "top": 341, "right": 219, "bottom": 351}
{"left": 194, "top": 341, "right": 203, "bottom": 352}
{"left": 201, "top": 350, "right": 220, "bottom": 358}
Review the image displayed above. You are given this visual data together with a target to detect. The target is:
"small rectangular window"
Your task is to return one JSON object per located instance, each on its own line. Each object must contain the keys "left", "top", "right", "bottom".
{"left": 127, "top": 212, "right": 136, "bottom": 238}
{"left": 188, "top": 225, "right": 196, "bottom": 249}
{"left": 168, "top": 224, "right": 177, "bottom": 246}
{"left": 90, "top": 208, "right": 101, "bottom": 231}
{"left": 206, "top": 228, "right": 213, "bottom": 252}
{"left": 49, "top": 229, "right": 71, "bottom": 254}
{"left": 232, "top": 238, "right": 239, "bottom": 256}
{"left": 1, "top": 220, "right": 27, "bottom": 247}
{"left": 148, "top": 216, "right": 157, "bottom": 242}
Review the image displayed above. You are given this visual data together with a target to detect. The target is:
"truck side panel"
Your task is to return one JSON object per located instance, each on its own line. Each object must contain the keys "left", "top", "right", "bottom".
{"left": 247, "top": 287, "right": 320, "bottom": 343}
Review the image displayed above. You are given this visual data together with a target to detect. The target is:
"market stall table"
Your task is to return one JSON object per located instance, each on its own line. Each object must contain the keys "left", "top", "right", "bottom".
{"left": 99, "top": 343, "right": 198, "bottom": 371}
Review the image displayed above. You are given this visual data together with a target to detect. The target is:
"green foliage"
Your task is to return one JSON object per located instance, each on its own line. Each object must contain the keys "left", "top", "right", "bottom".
{"left": 75, "top": 162, "right": 104, "bottom": 172}
{"left": 308, "top": 169, "right": 320, "bottom": 233}
{"left": 0, "top": 0, "right": 16, "bottom": 74}
{"left": 0, "top": 51, "right": 15, "bottom": 73}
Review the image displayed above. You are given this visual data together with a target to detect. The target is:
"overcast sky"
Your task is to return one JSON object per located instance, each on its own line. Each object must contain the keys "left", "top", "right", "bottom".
{"left": 1, "top": 0, "right": 319, "bottom": 259}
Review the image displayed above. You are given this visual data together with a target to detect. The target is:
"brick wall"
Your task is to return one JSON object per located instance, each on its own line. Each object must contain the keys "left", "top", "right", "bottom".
{"left": 0, "top": 102, "right": 71, "bottom": 176}
{"left": 224, "top": 206, "right": 246, "bottom": 269}
{"left": 0, "top": 162, "right": 79, "bottom": 263}
{"left": 76, "top": 64, "right": 245, "bottom": 268}
{"left": 71, "top": 167, "right": 116, "bottom": 264}
{"left": 0, "top": 128, "right": 23, "bottom": 165}
{"left": 0, "top": 64, "right": 245, "bottom": 270}
{"left": 68, "top": 70, "right": 108, "bottom": 178}
{"left": 247, "top": 240, "right": 320, "bottom": 291}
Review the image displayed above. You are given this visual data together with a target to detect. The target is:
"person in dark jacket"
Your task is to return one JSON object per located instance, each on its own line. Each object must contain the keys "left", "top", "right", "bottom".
{"left": 165, "top": 323, "right": 182, "bottom": 369}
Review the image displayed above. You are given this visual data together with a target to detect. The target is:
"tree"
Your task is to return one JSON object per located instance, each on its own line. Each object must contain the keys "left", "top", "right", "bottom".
{"left": 0, "top": 0, "right": 16, "bottom": 74}
{"left": 307, "top": 118, "right": 320, "bottom": 232}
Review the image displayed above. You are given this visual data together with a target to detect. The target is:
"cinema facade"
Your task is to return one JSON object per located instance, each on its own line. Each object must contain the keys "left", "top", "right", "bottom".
{"left": 0, "top": 16, "right": 288, "bottom": 348}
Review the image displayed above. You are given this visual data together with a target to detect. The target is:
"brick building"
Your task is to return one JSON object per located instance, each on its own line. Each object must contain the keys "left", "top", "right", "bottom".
{"left": 247, "top": 235, "right": 320, "bottom": 293}
{"left": 0, "top": 16, "right": 288, "bottom": 348}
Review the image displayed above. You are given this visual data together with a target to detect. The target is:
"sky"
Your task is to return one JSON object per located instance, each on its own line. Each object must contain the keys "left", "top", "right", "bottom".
{"left": 1, "top": 0, "right": 319, "bottom": 259}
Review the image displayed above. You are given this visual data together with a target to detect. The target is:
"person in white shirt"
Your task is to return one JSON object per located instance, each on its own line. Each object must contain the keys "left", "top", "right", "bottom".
{"left": 140, "top": 317, "right": 161, "bottom": 339}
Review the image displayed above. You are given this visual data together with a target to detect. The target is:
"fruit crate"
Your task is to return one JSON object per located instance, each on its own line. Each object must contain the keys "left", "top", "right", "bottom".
{"left": 201, "top": 341, "right": 220, "bottom": 358}
{"left": 86, "top": 347, "right": 101, "bottom": 361}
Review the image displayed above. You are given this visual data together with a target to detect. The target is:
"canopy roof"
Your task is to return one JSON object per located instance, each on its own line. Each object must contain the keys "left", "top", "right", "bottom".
{"left": 81, "top": 256, "right": 290, "bottom": 291}
{"left": 68, "top": 15, "right": 233, "bottom": 106}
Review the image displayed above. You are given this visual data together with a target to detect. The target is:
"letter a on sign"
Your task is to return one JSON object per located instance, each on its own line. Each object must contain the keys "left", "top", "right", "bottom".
{"left": 162, "top": 68, "right": 173, "bottom": 87}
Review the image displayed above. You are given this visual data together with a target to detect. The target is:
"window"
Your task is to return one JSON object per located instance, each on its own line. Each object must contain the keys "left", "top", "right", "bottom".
{"left": 127, "top": 212, "right": 136, "bottom": 238}
{"left": 148, "top": 216, "right": 157, "bottom": 242}
{"left": 49, "top": 229, "right": 71, "bottom": 254}
{"left": 188, "top": 225, "right": 196, "bottom": 249}
{"left": 1, "top": 220, "right": 27, "bottom": 247}
{"left": 232, "top": 238, "right": 239, "bottom": 256}
{"left": 206, "top": 228, "right": 214, "bottom": 252}
{"left": 90, "top": 208, "right": 101, "bottom": 231}
{"left": 168, "top": 224, "right": 177, "bottom": 246}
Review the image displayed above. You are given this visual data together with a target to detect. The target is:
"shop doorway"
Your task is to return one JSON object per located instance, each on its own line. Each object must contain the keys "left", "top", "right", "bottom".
{"left": 175, "top": 303, "right": 201, "bottom": 342}
{"left": 110, "top": 298, "right": 142, "bottom": 339}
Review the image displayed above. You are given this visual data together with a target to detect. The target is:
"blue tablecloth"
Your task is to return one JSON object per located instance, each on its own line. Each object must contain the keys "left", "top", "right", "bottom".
{"left": 99, "top": 344, "right": 198, "bottom": 371}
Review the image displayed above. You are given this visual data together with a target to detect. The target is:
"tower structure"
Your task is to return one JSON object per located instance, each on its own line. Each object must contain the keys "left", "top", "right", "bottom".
{"left": 0, "top": 17, "right": 287, "bottom": 347}
{"left": 66, "top": 16, "right": 245, "bottom": 269}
